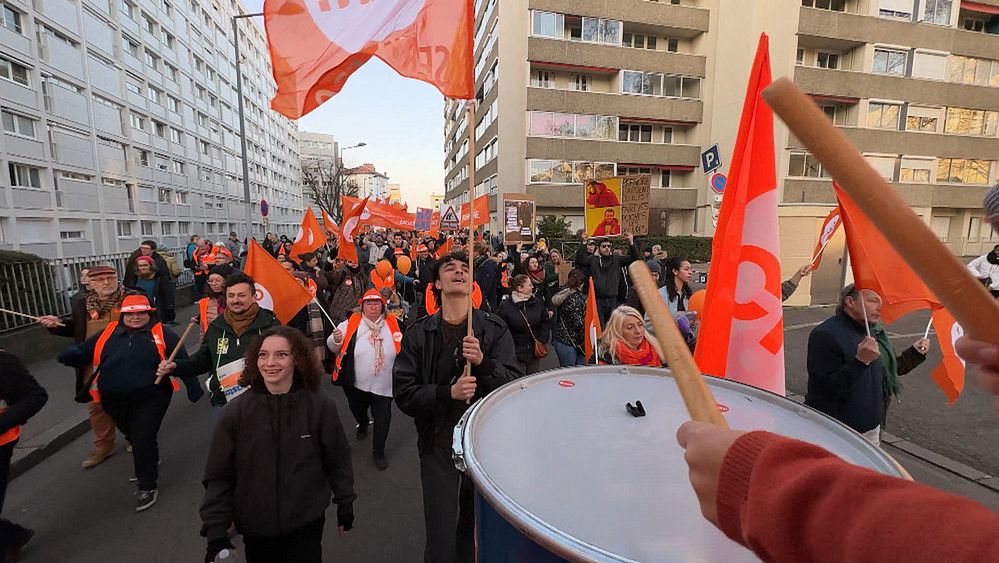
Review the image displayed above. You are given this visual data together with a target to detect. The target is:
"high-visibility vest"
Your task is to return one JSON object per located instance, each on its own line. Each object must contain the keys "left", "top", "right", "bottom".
{"left": 198, "top": 298, "right": 211, "bottom": 333}
{"left": 91, "top": 322, "right": 175, "bottom": 403}
{"left": 500, "top": 270, "right": 510, "bottom": 289}
{"left": 331, "top": 313, "right": 402, "bottom": 382}
{"left": 424, "top": 283, "right": 482, "bottom": 316}
{"left": 0, "top": 400, "right": 21, "bottom": 445}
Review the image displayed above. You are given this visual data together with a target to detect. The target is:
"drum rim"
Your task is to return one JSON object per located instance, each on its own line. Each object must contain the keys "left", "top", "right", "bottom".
{"left": 455, "top": 365, "right": 907, "bottom": 561}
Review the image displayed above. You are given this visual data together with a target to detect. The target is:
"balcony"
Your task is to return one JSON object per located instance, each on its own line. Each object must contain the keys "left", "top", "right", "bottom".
{"left": 526, "top": 136, "right": 700, "bottom": 166}
{"left": 528, "top": 87, "right": 702, "bottom": 124}
{"left": 788, "top": 127, "right": 999, "bottom": 160}
{"left": 529, "top": 0, "right": 709, "bottom": 36}
{"left": 528, "top": 185, "right": 697, "bottom": 209}
{"left": 781, "top": 177, "right": 991, "bottom": 209}
{"left": 794, "top": 66, "right": 999, "bottom": 111}
{"left": 528, "top": 37, "right": 705, "bottom": 77}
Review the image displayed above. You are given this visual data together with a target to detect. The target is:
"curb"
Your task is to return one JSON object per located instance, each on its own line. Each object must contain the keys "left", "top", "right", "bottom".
{"left": 11, "top": 411, "right": 90, "bottom": 480}
{"left": 785, "top": 392, "right": 999, "bottom": 493}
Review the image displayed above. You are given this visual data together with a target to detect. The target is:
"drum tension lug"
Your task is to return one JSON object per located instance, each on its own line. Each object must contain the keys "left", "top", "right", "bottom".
{"left": 626, "top": 401, "right": 646, "bottom": 417}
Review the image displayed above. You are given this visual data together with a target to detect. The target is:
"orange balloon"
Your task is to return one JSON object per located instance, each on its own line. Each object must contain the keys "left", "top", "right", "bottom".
{"left": 687, "top": 289, "right": 706, "bottom": 318}
{"left": 397, "top": 255, "right": 412, "bottom": 276}
{"left": 375, "top": 260, "right": 393, "bottom": 279}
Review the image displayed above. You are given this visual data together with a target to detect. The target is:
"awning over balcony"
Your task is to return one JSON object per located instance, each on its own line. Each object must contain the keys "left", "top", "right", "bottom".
{"left": 528, "top": 60, "right": 619, "bottom": 74}
{"left": 962, "top": 1, "right": 999, "bottom": 15}
{"left": 808, "top": 93, "right": 860, "bottom": 105}
{"left": 618, "top": 163, "right": 696, "bottom": 172}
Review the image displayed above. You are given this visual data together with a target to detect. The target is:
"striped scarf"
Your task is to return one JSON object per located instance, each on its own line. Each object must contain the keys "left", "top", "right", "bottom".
{"left": 362, "top": 315, "right": 386, "bottom": 376}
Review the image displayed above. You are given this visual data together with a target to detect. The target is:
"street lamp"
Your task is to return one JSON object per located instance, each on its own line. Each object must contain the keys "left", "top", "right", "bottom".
{"left": 233, "top": 11, "right": 263, "bottom": 241}
{"left": 338, "top": 141, "right": 366, "bottom": 198}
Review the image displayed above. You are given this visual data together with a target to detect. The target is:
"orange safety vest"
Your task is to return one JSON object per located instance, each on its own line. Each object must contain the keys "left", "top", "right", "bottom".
{"left": 331, "top": 313, "right": 402, "bottom": 382}
{"left": 500, "top": 270, "right": 510, "bottom": 289}
{"left": 0, "top": 400, "right": 21, "bottom": 445}
{"left": 198, "top": 298, "right": 211, "bottom": 333}
{"left": 424, "top": 283, "right": 482, "bottom": 316}
{"left": 91, "top": 321, "right": 176, "bottom": 403}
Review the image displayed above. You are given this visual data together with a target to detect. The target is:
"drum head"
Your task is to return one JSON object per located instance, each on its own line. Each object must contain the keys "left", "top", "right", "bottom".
{"left": 458, "top": 366, "right": 906, "bottom": 562}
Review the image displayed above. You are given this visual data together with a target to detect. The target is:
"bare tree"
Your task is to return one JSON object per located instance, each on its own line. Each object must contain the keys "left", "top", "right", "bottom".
{"left": 302, "top": 157, "right": 360, "bottom": 223}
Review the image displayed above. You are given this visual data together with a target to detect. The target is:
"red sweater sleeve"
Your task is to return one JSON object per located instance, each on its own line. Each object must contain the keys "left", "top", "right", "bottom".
{"left": 716, "top": 431, "right": 999, "bottom": 562}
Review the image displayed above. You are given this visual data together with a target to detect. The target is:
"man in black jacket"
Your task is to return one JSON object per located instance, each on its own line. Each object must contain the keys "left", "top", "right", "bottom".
{"left": 805, "top": 285, "right": 927, "bottom": 446}
{"left": 574, "top": 232, "right": 640, "bottom": 325}
{"left": 393, "top": 252, "right": 521, "bottom": 563}
{"left": 473, "top": 242, "right": 501, "bottom": 313}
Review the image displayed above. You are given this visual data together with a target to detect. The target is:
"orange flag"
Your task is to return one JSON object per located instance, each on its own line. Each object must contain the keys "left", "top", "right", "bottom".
{"left": 338, "top": 196, "right": 369, "bottom": 264}
{"left": 584, "top": 278, "right": 602, "bottom": 363}
{"left": 436, "top": 236, "right": 453, "bottom": 259}
{"left": 460, "top": 202, "right": 471, "bottom": 229}
{"left": 343, "top": 196, "right": 416, "bottom": 231}
{"left": 472, "top": 194, "right": 489, "bottom": 228}
{"left": 263, "top": 0, "right": 474, "bottom": 119}
{"left": 811, "top": 208, "right": 842, "bottom": 270}
{"left": 835, "top": 183, "right": 939, "bottom": 323}
{"left": 289, "top": 209, "right": 327, "bottom": 262}
{"left": 243, "top": 240, "right": 313, "bottom": 325}
{"left": 321, "top": 208, "right": 340, "bottom": 238}
{"left": 693, "top": 34, "right": 784, "bottom": 395}
{"left": 930, "top": 307, "right": 966, "bottom": 403}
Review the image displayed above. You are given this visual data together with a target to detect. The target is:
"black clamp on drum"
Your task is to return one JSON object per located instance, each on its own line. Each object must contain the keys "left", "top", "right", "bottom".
{"left": 625, "top": 401, "right": 646, "bottom": 417}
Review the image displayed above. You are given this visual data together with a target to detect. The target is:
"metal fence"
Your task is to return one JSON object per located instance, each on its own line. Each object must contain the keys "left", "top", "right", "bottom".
{"left": 0, "top": 247, "right": 194, "bottom": 334}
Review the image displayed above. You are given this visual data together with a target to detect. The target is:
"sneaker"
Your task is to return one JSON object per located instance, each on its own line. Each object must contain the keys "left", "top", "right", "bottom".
{"left": 373, "top": 454, "right": 388, "bottom": 471}
{"left": 82, "top": 449, "right": 114, "bottom": 469}
{"left": 355, "top": 423, "right": 369, "bottom": 440}
{"left": 135, "top": 489, "right": 158, "bottom": 512}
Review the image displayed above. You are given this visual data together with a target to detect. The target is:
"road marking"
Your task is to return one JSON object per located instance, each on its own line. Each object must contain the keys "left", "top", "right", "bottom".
{"left": 784, "top": 321, "right": 823, "bottom": 332}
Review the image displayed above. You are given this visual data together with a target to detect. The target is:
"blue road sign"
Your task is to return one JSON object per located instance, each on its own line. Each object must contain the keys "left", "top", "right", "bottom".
{"left": 701, "top": 144, "right": 722, "bottom": 174}
{"left": 710, "top": 172, "right": 727, "bottom": 194}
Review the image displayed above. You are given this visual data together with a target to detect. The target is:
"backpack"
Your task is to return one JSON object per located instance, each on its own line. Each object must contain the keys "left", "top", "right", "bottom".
{"left": 157, "top": 251, "right": 181, "bottom": 279}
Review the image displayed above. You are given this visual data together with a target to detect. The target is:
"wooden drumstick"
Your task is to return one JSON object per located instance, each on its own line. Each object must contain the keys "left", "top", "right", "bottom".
{"left": 629, "top": 261, "right": 728, "bottom": 428}
{"left": 762, "top": 79, "right": 999, "bottom": 345}
{"left": 155, "top": 320, "right": 196, "bottom": 385}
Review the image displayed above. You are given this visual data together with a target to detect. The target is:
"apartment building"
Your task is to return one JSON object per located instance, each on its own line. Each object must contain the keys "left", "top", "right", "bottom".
{"left": 444, "top": 0, "right": 999, "bottom": 305}
{"left": 0, "top": 0, "right": 303, "bottom": 258}
{"left": 348, "top": 163, "right": 389, "bottom": 200}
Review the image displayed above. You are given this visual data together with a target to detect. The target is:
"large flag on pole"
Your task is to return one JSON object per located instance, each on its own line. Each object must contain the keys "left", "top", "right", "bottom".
{"left": 289, "top": 209, "right": 327, "bottom": 261}
{"left": 337, "top": 196, "right": 369, "bottom": 264}
{"left": 321, "top": 208, "right": 339, "bottom": 238}
{"left": 835, "top": 183, "right": 939, "bottom": 323}
{"left": 342, "top": 196, "right": 416, "bottom": 231}
{"left": 693, "top": 34, "right": 785, "bottom": 395}
{"left": 244, "top": 240, "right": 313, "bottom": 324}
{"left": 263, "top": 0, "right": 475, "bottom": 119}
{"left": 584, "top": 278, "right": 602, "bottom": 363}
{"left": 931, "top": 307, "right": 966, "bottom": 403}
{"left": 811, "top": 208, "right": 842, "bottom": 270}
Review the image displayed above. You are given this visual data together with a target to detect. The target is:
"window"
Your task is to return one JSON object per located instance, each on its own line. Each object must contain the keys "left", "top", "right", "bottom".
{"left": 865, "top": 155, "right": 898, "bottom": 181}
{"left": 170, "top": 128, "right": 183, "bottom": 143}
{"left": 900, "top": 157, "right": 934, "bottom": 183}
{"left": 873, "top": 48, "right": 907, "bottom": 76}
{"left": 936, "top": 158, "right": 993, "bottom": 185}
{"left": 200, "top": 140, "right": 210, "bottom": 155}
{"left": 141, "top": 12, "right": 156, "bottom": 33}
{"left": 528, "top": 159, "right": 615, "bottom": 184}
{"left": 802, "top": 0, "right": 846, "bottom": 11}
{"left": 124, "top": 37, "right": 139, "bottom": 57}
{"left": 126, "top": 80, "right": 141, "bottom": 95}
{"left": 796, "top": 48, "right": 804, "bottom": 65}
{"left": 121, "top": 0, "right": 136, "bottom": 20}
{"left": 167, "top": 96, "right": 180, "bottom": 113}
{"left": 950, "top": 55, "right": 999, "bottom": 87}
{"left": 1, "top": 4, "right": 21, "bottom": 34}
{"left": 662, "top": 126, "right": 674, "bottom": 143}
{"left": 931, "top": 216, "right": 951, "bottom": 241}
{"left": 911, "top": 50, "right": 947, "bottom": 80}
{"left": 622, "top": 70, "right": 662, "bottom": 95}
{"left": 531, "top": 11, "right": 563, "bottom": 38}
{"left": 161, "top": 222, "right": 173, "bottom": 235}
{"left": 878, "top": 0, "right": 912, "bottom": 19}
{"left": 527, "top": 111, "right": 616, "bottom": 139}
{"left": 923, "top": 0, "right": 952, "bottom": 25}
{"left": 667, "top": 38, "right": 679, "bottom": 52}
{"left": 136, "top": 149, "right": 149, "bottom": 166}
{"left": 157, "top": 188, "right": 171, "bottom": 202}
{"left": 8, "top": 162, "right": 39, "bottom": 187}
{"left": 581, "top": 17, "right": 620, "bottom": 45}
{"left": 165, "top": 64, "right": 179, "bottom": 82}
{"left": 147, "top": 86, "right": 160, "bottom": 104}
{"left": 163, "top": 32, "right": 175, "bottom": 50}
{"left": 129, "top": 112, "right": 145, "bottom": 130}
{"left": 662, "top": 74, "right": 700, "bottom": 98}
{"left": 141, "top": 221, "right": 154, "bottom": 236}
{"left": 172, "top": 160, "right": 184, "bottom": 173}
{"left": 153, "top": 121, "right": 165, "bottom": 138}
{"left": 1, "top": 111, "right": 34, "bottom": 138}
{"left": 58, "top": 170, "right": 93, "bottom": 181}
{"left": 907, "top": 115, "right": 938, "bottom": 131}
{"left": 569, "top": 73, "right": 590, "bottom": 91}
{"left": 867, "top": 102, "right": 901, "bottom": 129}
{"left": 945, "top": 107, "right": 999, "bottom": 136}
{"left": 175, "top": 191, "right": 188, "bottom": 204}
{"left": 787, "top": 152, "right": 828, "bottom": 178}
{"left": 968, "top": 216, "right": 983, "bottom": 241}
{"left": 963, "top": 18, "right": 986, "bottom": 32}
{"left": 622, "top": 33, "right": 656, "bottom": 50}
{"left": 816, "top": 51, "right": 840, "bottom": 70}
{"left": 178, "top": 221, "right": 190, "bottom": 234}
{"left": 60, "top": 230, "right": 84, "bottom": 240}
{"left": 531, "top": 70, "right": 553, "bottom": 88}
{"left": 619, "top": 123, "right": 653, "bottom": 143}
{"left": 0, "top": 57, "right": 29, "bottom": 86}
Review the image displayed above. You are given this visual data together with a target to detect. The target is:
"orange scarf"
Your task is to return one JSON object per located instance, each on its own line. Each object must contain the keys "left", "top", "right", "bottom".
{"left": 614, "top": 339, "right": 662, "bottom": 367}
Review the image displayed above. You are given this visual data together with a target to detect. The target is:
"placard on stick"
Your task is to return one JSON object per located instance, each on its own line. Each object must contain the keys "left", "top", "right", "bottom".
{"left": 502, "top": 193, "right": 536, "bottom": 245}
{"left": 620, "top": 175, "right": 651, "bottom": 236}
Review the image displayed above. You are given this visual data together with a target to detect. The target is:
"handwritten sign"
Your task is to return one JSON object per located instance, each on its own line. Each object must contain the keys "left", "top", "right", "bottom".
{"left": 620, "top": 175, "right": 651, "bottom": 236}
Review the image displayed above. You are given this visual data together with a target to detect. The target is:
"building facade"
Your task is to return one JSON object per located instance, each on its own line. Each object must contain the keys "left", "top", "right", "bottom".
{"left": 348, "top": 163, "right": 389, "bottom": 200}
{"left": 0, "top": 0, "right": 303, "bottom": 258}
{"left": 387, "top": 182, "right": 401, "bottom": 203}
{"left": 445, "top": 0, "right": 999, "bottom": 304}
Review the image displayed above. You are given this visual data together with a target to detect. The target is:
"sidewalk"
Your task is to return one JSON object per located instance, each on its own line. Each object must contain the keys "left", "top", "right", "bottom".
{"left": 10, "top": 303, "right": 201, "bottom": 479}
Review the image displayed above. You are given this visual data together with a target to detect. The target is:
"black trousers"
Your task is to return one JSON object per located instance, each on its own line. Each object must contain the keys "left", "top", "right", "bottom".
{"left": 194, "top": 273, "right": 207, "bottom": 298}
{"left": 244, "top": 515, "right": 325, "bottom": 563}
{"left": 420, "top": 439, "right": 474, "bottom": 563}
{"left": 0, "top": 440, "right": 27, "bottom": 550}
{"left": 342, "top": 386, "right": 392, "bottom": 457}
{"left": 101, "top": 389, "right": 172, "bottom": 491}
{"left": 160, "top": 280, "right": 176, "bottom": 323}
{"left": 596, "top": 297, "right": 617, "bottom": 326}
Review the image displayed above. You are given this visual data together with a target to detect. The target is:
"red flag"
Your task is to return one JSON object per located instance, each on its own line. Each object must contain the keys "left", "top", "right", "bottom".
{"left": 436, "top": 236, "right": 453, "bottom": 259}
{"left": 338, "top": 196, "right": 369, "bottom": 264}
{"left": 343, "top": 196, "right": 416, "bottom": 231}
{"left": 289, "top": 209, "right": 327, "bottom": 262}
{"left": 321, "top": 208, "right": 340, "bottom": 238}
{"left": 472, "top": 194, "right": 489, "bottom": 228}
{"left": 243, "top": 241, "right": 313, "bottom": 325}
{"left": 693, "top": 34, "right": 784, "bottom": 395}
{"left": 460, "top": 202, "right": 471, "bottom": 228}
{"left": 584, "top": 278, "right": 602, "bottom": 363}
{"left": 426, "top": 211, "right": 441, "bottom": 238}
{"left": 263, "top": 0, "right": 474, "bottom": 119}
{"left": 835, "top": 184, "right": 939, "bottom": 323}
{"left": 930, "top": 307, "right": 966, "bottom": 403}
{"left": 811, "top": 208, "right": 842, "bottom": 270}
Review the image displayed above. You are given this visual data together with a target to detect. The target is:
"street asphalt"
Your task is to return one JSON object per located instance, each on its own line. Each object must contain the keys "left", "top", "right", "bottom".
{"left": 4, "top": 305, "right": 999, "bottom": 561}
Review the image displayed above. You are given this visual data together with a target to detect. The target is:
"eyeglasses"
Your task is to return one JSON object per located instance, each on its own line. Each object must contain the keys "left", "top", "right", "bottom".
{"left": 599, "top": 244, "right": 612, "bottom": 249}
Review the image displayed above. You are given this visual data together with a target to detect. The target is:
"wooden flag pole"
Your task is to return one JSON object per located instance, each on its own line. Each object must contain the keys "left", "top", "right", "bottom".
{"left": 0, "top": 307, "right": 64, "bottom": 326}
{"left": 155, "top": 320, "right": 197, "bottom": 384}
{"left": 463, "top": 100, "right": 477, "bottom": 392}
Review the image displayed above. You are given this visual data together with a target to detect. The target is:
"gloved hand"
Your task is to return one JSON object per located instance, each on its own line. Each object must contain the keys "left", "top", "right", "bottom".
{"left": 185, "top": 378, "right": 206, "bottom": 403}
{"left": 205, "top": 538, "right": 234, "bottom": 563}
{"left": 675, "top": 314, "right": 692, "bottom": 336}
{"left": 337, "top": 502, "right": 354, "bottom": 532}
{"left": 57, "top": 346, "right": 86, "bottom": 368}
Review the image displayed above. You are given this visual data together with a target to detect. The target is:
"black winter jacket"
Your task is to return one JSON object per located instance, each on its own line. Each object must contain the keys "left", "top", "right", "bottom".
{"left": 804, "top": 312, "right": 924, "bottom": 433}
{"left": 201, "top": 384, "right": 355, "bottom": 541}
{"left": 496, "top": 295, "right": 551, "bottom": 363}
{"left": 474, "top": 256, "right": 501, "bottom": 313}
{"left": 0, "top": 352, "right": 47, "bottom": 436}
{"left": 574, "top": 244, "right": 640, "bottom": 300}
{"left": 393, "top": 309, "right": 522, "bottom": 454}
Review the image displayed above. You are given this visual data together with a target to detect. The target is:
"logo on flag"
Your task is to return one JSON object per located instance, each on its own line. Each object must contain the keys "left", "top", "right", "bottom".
{"left": 811, "top": 208, "right": 842, "bottom": 270}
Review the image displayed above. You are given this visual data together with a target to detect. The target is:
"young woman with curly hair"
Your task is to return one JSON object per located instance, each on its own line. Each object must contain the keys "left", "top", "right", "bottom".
{"left": 200, "top": 326, "right": 356, "bottom": 563}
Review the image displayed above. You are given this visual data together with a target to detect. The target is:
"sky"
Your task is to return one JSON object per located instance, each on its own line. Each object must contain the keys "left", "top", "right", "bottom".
{"left": 242, "top": 3, "right": 446, "bottom": 208}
